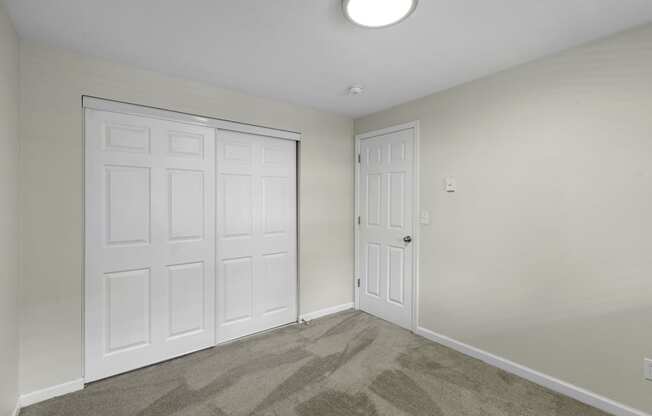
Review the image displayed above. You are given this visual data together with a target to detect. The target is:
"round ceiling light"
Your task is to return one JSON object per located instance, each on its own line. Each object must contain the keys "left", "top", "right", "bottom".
{"left": 343, "top": 0, "right": 418, "bottom": 28}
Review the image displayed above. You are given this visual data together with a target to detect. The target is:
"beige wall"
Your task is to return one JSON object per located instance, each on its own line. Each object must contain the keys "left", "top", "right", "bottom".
{"left": 18, "top": 41, "right": 354, "bottom": 395}
{"left": 355, "top": 24, "right": 652, "bottom": 413}
{"left": 0, "top": 2, "right": 19, "bottom": 416}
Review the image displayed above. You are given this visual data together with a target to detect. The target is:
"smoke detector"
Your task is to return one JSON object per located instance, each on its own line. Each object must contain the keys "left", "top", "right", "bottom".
{"left": 348, "top": 85, "right": 364, "bottom": 96}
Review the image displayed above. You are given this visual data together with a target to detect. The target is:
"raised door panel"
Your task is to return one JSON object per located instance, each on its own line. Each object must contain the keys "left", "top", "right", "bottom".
{"left": 389, "top": 141, "right": 405, "bottom": 162}
{"left": 387, "top": 246, "right": 405, "bottom": 306}
{"left": 104, "top": 268, "right": 151, "bottom": 354}
{"left": 365, "top": 174, "right": 382, "bottom": 227}
{"left": 223, "top": 174, "right": 253, "bottom": 238}
{"left": 223, "top": 141, "right": 252, "bottom": 165}
{"left": 168, "top": 131, "right": 204, "bottom": 158}
{"left": 222, "top": 257, "right": 254, "bottom": 324}
{"left": 261, "top": 252, "right": 290, "bottom": 316}
{"left": 262, "top": 146, "right": 289, "bottom": 165}
{"left": 388, "top": 172, "right": 405, "bottom": 230}
{"left": 104, "top": 122, "right": 151, "bottom": 154}
{"left": 105, "top": 166, "right": 151, "bottom": 246}
{"left": 365, "top": 243, "right": 381, "bottom": 297}
{"left": 262, "top": 177, "right": 289, "bottom": 235}
{"left": 168, "top": 262, "right": 205, "bottom": 338}
{"left": 168, "top": 169, "right": 204, "bottom": 242}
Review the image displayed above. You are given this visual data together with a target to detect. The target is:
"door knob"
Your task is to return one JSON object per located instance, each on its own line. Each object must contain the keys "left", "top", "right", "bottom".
{"left": 403, "top": 235, "right": 412, "bottom": 243}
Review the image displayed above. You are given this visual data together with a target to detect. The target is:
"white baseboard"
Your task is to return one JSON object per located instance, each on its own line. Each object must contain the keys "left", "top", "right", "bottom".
{"left": 16, "top": 304, "right": 352, "bottom": 408}
{"left": 300, "top": 302, "right": 354, "bottom": 322}
{"left": 19, "top": 378, "right": 84, "bottom": 408}
{"left": 17, "top": 321, "right": 643, "bottom": 416}
{"left": 415, "top": 326, "right": 650, "bottom": 416}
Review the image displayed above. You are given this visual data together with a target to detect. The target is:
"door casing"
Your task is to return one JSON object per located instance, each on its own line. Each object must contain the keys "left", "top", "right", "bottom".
{"left": 354, "top": 121, "right": 420, "bottom": 332}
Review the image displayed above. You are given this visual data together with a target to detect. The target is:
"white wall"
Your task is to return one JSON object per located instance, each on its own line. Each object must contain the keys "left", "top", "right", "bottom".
{"left": 18, "top": 41, "right": 354, "bottom": 395}
{"left": 0, "top": 2, "right": 19, "bottom": 415}
{"left": 355, "top": 24, "right": 652, "bottom": 413}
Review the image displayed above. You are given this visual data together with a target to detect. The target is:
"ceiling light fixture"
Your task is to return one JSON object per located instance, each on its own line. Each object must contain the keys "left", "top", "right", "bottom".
{"left": 343, "top": 0, "right": 418, "bottom": 28}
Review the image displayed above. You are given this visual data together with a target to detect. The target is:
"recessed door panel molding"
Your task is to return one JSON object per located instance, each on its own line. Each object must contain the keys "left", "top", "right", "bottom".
{"left": 357, "top": 124, "right": 416, "bottom": 330}
{"left": 168, "top": 131, "right": 204, "bottom": 158}
{"left": 104, "top": 268, "right": 151, "bottom": 354}
{"left": 85, "top": 109, "right": 216, "bottom": 382}
{"left": 262, "top": 252, "right": 290, "bottom": 315}
{"left": 388, "top": 172, "right": 405, "bottom": 230}
{"left": 387, "top": 246, "right": 405, "bottom": 306}
{"left": 365, "top": 173, "right": 382, "bottom": 227}
{"left": 216, "top": 130, "right": 297, "bottom": 343}
{"left": 222, "top": 174, "right": 253, "bottom": 238}
{"left": 223, "top": 142, "right": 252, "bottom": 163}
{"left": 262, "top": 176, "right": 289, "bottom": 235}
{"left": 222, "top": 257, "right": 254, "bottom": 324}
{"left": 366, "top": 243, "right": 381, "bottom": 297}
{"left": 168, "top": 169, "right": 205, "bottom": 242}
{"left": 104, "top": 165, "right": 151, "bottom": 246}
{"left": 167, "top": 262, "right": 205, "bottom": 339}
{"left": 103, "top": 122, "right": 151, "bottom": 154}
{"left": 262, "top": 145, "right": 289, "bottom": 165}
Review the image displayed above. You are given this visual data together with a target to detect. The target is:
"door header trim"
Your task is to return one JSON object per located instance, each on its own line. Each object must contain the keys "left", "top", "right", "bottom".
{"left": 82, "top": 96, "right": 302, "bottom": 141}
{"left": 356, "top": 121, "right": 418, "bottom": 141}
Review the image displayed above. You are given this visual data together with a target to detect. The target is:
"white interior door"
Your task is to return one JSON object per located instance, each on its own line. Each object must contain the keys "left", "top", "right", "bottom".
{"left": 358, "top": 127, "right": 415, "bottom": 329}
{"left": 216, "top": 130, "right": 297, "bottom": 342}
{"left": 85, "top": 109, "right": 215, "bottom": 382}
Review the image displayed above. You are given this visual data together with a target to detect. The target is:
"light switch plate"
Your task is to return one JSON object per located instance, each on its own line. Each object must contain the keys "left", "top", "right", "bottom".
{"left": 445, "top": 176, "right": 456, "bottom": 192}
{"left": 645, "top": 358, "right": 652, "bottom": 381}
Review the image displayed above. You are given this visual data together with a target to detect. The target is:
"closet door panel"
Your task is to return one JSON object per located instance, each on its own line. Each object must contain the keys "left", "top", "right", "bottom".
{"left": 85, "top": 110, "right": 215, "bottom": 382}
{"left": 216, "top": 130, "right": 297, "bottom": 342}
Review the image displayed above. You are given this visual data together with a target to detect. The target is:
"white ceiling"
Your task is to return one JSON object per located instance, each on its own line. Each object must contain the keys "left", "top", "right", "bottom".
{"left": 5, "top": 0, "right": 652, "bottom": 118}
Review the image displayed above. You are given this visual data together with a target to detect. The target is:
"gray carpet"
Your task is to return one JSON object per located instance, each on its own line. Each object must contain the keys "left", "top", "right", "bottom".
{"left": 20, "top": 310, "right": 609, "bottom": 416}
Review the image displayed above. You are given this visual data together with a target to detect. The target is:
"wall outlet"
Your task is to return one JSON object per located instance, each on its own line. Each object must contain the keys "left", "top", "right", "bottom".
{"left": 645, "top": 358, "right": 652, "bottom": 381}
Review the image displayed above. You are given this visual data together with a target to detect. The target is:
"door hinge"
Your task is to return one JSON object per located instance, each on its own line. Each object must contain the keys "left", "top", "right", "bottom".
{"left": 357, "top": 278, "right": 360, "bottom": 288}
{"left": 357, "top": 216, "right": 361, "bottom": 225}
{"left": 357, "top": 153, "right": 361, "bottom": 163}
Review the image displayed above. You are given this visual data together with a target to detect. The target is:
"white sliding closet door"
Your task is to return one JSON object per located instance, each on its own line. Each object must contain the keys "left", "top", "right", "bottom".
{"left": 85, "top": 109, "right": 215, "bottom": 382}
{"left": 216, "top": 130, "right": 297, "bottom": 342}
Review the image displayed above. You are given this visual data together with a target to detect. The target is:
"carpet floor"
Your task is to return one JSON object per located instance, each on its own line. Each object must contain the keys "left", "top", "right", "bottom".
{"left": 20, "top": 310, "right": 609, "bottom": 416}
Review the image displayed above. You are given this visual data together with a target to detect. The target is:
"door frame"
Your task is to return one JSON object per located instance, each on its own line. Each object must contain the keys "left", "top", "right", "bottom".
{"left": 354, "top": 121, "right": 420, "bottom": 332}
{"left": 82, "top": 96, "right": 302, "bottom": 382}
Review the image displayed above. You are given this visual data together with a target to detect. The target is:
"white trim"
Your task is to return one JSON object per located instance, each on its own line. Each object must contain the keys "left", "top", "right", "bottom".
{"left": 295, "top": 141, "right": 302, "bottom": 323}
{"left": 19, "top": 379, "right": 84, "bottom": 407}
{"left": 353, "top": 121, "right": 420, "bottom": 333}
{"left": 82, "top": 96, "right": 301, "bottom": 141}
{"left": 299, "top": 303, "right": 354, "bottom": 322}
{"left": 415, "top": 326, "right": 650, "bottom": 416}
{"left": 411, "top": 121, "right": 420, "bottom": 332}
{"left": 354, "top": 136, "right": 361, "bottom": 309}
{"left": 12, "top": 400, "right": 20, "bottom": 416}
{"left": 356, "top": 121, "right": 418, "bottom": 140}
